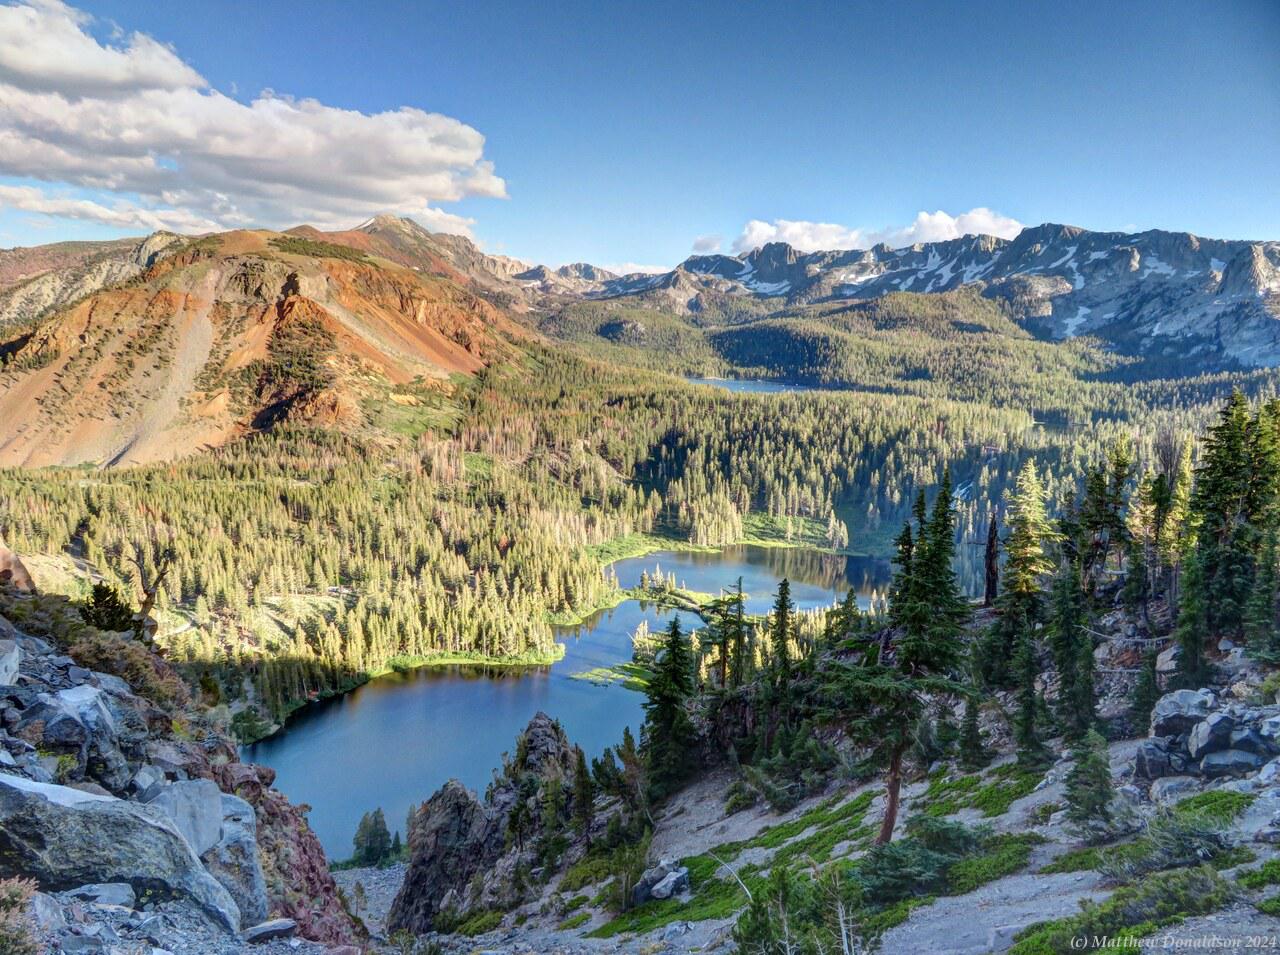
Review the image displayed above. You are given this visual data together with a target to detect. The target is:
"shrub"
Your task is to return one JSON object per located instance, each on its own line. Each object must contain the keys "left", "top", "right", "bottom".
{"left": 1172, "top": 790, "right": 1255, "bottom": 825}
{"left": 1009, "top": 866, "right": 1233, "bottom": 955}
{"left": 0, "top": 877, "right": 38, "bottom": 955}
{"left": 68, "top": 630, "right": 190, "bottom": 709}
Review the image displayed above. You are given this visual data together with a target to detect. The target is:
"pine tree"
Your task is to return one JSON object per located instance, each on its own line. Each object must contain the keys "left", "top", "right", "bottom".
{"left": 991, "top": 461, "right": 1058, "bottom": 688}
{"left": 641, "top": 618, "right": 697, "bottom": 800}
{"left": 1131, "top": 650, "right": 1160, "bottom": 731}
{"left": 959, "top": 694, "right": 989, "bottom": 770}
{"left": 1013, "top": 630, "right": 1046, "bottom": 766}
{"left": 1065, "top": 728, "right": 1114, "bottom": 835}
{"left": 80, "top": 583, "right": 134, "bottom": 633}
{"left": 572, "top": 744, "right": 595, "bottom": 840}
{"left": 352, "top": 807, "right": 392, "bottom": 866}
{"left": 821, "top": 480, "right": 969, "bottom": 844}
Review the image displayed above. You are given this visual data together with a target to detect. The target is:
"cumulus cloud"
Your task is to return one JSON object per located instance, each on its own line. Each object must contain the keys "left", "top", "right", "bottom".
{"left": 691, "top": 233, "right": 722, "bottom": 254}
{"left": 0, "top": 0, "right": 505, "bottom": 236}
{"left": 600, "top": 262, "right": 669, "bottom": 276}
{"left": 732, "top": 208, "right": 1024, "bottom": 254}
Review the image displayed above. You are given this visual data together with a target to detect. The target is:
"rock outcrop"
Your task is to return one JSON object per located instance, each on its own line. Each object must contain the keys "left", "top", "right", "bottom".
{"left": 1134, "top": 688, "right": 1278, "bottom": 788}
{"left": 0, "top": 590, "right": 356, "bottom": 948}
{"left": 387, "top": 712, "right": 577, "bottom": 935}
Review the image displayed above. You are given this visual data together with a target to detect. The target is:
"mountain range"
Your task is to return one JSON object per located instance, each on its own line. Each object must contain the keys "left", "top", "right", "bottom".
{"left": 2, "top": 214, "right": 1279, "bottom": 468}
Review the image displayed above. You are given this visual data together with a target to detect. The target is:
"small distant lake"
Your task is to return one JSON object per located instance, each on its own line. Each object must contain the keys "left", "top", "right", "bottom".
{"left": 244, "top": 544, "right": 890, "bottom": 857}
{"left": 686, "top": 376, "right": 816, "bottom": 394}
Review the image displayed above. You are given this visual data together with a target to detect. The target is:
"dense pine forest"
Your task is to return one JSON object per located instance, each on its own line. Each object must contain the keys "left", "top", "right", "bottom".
{"left": 2, "top": 319, "right": 1279, "bottom": 733}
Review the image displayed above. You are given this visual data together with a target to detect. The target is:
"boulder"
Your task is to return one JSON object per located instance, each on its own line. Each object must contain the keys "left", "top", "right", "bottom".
{"left": 632, "top": 857, "right": 681, "bottom": 907}
{"left": 1150, "top": 689, "right": 1215, "bottom": 737}
{"left": 242, "top": 918, "right": 297, "bottom": 943}
{"left": 201, "top": 793, "right": 268, "bottom": 924}
{"left": 1133, "top": 739, "right": 1173, "bottom": 780}
{"left": 144, "top": 778, "right": 224, "bottom": 855}
{"left": 0, "top": 639, "right": 19, "bottom": 685}
{"left": 1200, "top": 749, "right": 1265, "bottom": 779}
{"left": 0, "top": 774, "right": 240, "bottom": 932}
{"left": 1230, "top": 727, "right": 1275, "bottom": 757}
{"left": 1187, "top": 712, "right": 1236, "bottom": 759}
{"left": 650, "top": 866, "right": 690, "bottom": 900}
{"left": 67, "top": 883, "right": 136, "bottom": 908}
{"left": 1150, "top": 776, "right": 1201, "bottom": 805}
{"left": 1155, "top": 644, "right": 1181, "bottom": 675}
{"left": 1258, "top": 757, "right": 1280, "bottom": 786}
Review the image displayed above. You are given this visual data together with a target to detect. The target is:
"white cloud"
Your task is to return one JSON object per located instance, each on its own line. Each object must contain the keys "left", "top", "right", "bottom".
{"left": 691, "top": 233, "right": 722, "bottom": 254}
{"left": 732, "top": 208, "right": 1024, "bottom": 254}
{"left": 600, "top": 262, "right": 669, "bottom": 276}
{"left": 0, "top": 183, "right": 221, "bottom": 232}
{"left": 0, "top": 0, "right": 505, "bottom": 237}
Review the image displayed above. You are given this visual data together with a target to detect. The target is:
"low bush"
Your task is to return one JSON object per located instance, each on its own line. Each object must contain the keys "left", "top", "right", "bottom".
{"left": 0, "top": 877, "right": 38, "bottom": 955}
{"left": 1009, "top": 866, "right": 1233, "bottom": 955}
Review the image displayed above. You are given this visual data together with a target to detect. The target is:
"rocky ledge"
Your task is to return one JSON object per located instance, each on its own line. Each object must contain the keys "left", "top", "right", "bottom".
{"left": 0, "top": 589, "right": 359, "bottom": 953}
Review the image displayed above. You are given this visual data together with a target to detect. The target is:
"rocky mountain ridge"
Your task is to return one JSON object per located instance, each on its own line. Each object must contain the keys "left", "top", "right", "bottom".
{"left": 0, "top": 227, "right": 524, "bottom": 466}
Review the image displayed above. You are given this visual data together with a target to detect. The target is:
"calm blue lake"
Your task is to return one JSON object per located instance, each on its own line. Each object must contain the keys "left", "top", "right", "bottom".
{"left": 244, "top": 544, "right": 889, "bottom": 856}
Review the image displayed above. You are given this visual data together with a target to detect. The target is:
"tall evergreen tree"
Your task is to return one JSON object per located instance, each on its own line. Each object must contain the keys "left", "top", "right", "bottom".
{"left": 1131, "top": 649, "right": 1160, "bottom": 731}
{"left": 821, "top": 480, "right": 968, "bottom": 844}
{"left": 641, "top": 618, "right": 697, "bottom": 799}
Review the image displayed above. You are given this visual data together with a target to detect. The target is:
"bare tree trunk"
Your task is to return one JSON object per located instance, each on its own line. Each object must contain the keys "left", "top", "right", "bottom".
{"left": 875, "top": 744, "right": 905, "bottom": 845}
{"left": 984, "top": 514, "right": 999, "bottom": 607}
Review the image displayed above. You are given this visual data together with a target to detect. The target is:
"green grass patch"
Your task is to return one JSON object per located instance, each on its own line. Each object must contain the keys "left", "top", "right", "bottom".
{"left": 1173, "top": 790, "right": 1255, "bottom": 825}
{"left": 561, "top": 893, "right": 590, "bottom": 913}
{"left": 919, "top": 763, "right": 1043, "bottom": 818}
{"left": 1239, "top": 859, "right": 1280, "bottom": 890}
{"left": 558, "top": 911, "right": 592, "bottom": 931}
{"left": 947, "top": 833, "right": 1043, "bottom": 894}
{"left": 1258, "top": 894, "right": 1280, "bottom": 917}
{"left": 560, "top": 854, "right": 614, "bottom": 893}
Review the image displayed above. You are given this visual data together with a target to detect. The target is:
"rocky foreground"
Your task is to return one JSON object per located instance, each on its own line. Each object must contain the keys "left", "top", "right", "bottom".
{"left": 0, "top": 587, "right": 359, "bottom": 954}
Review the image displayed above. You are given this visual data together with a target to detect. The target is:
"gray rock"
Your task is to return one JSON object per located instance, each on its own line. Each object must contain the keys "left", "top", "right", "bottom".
{"left": 1200, "top": 749, "right": 1265, "bottom": 779}
{"left": 201, "top": 793, "right": 268, "bottom": 924}
{"left": 650, "top": 866, "right": 690, "bottom": 900}
{"left": 1156, "top": 644, "right": 1181, "bottom": 675}
{"left": 1150, "top": 776, "right": 1201, "bottom": 805}
{"left": 1151, "top": 689, "right": 1216, "bottom": 737}
{"left": 0, "top": 774, "right": 240, "bottom": 932}
{"left": 1258, "top": 757, "right": 1280, "bottom": 785}
{"left": 67, "top": 883, "right": 136, "bottom": 908}
{"left": 0, "top": 639, "right": 19, "bottom": 685}
{"left": 28, "top": 891, "right": 66, "bottom": 933}
{"left": 59, "top": 936, "right": 105, "bottom": 953}
{"left": 1133, "top": 738, "right": 1172, "bottom": 780}
{"left": 242, "top": 918, "right": 297, "bottom": 943}
{"left": 1230, "top": 727, "right": 1275, "bottom": 756}
{"left": 144, "top": 778, "right": 224, "bottom": 855}
{"left": 1187, "top": 712, "right": 1236, "bottom": 759}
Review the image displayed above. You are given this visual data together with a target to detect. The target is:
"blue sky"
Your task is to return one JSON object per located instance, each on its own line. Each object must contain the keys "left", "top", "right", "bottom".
{"left": 0, "top": 0, "right": 1277, "bottom": 268}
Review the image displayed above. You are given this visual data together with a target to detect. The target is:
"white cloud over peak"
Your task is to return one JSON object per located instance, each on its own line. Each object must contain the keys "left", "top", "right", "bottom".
{"left": 691, "top": 234, "right": 722, "bottom": 254}
{"left": 732, "top": 208, "right": 1024, "bottom": 254}
{"left": 0, "top": 0, "right": 505, "bottom": 236}
{"left": 600, "top": 262, "right": 669, "bottom": 276}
